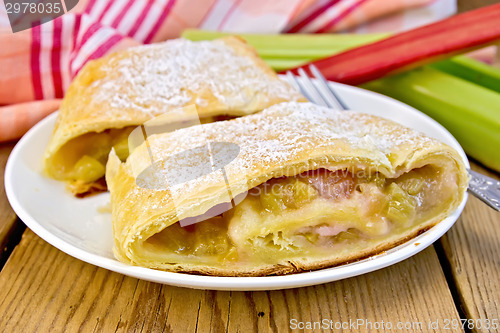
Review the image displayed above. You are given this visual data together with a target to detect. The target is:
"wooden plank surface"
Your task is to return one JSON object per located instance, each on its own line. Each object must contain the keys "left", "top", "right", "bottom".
{"left": 457, "top": 0, "right": 499, "bottom": 12}
{"left": 0, "top": 143, "right": 24, "bottom": 266}
{"left": 0, "top": 143, "right": 16, "bottom": 238}
{"left": 439, "top": 2, "right": 500, "bottom": 325}
{"left": 437, "top": 163, "right": 500, "bottom": 333}
{"left": 1, "top": 1, "right": 499, "bottom": 332}
{"left": 0, "top": 229, "right": 461, "bottom": 332}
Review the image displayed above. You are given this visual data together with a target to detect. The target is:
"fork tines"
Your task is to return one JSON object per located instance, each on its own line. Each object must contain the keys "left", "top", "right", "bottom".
{"left": 287, "top": 64, "right": 348, "bottom": 110}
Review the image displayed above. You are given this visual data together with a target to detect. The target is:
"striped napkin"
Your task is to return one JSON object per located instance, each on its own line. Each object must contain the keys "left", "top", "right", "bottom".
{"left": 0, "top": 0, "right": 454, "bottom": 142}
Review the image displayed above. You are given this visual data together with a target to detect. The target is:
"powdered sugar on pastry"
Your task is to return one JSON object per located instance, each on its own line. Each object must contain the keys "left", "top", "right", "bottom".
{"left": 136, "top": 102, "right": 435, "bottom": 195}
{"left": 94, "top": 38, "right": 302, "bottom": 114}
{"left": 147, "top": 101, "right": 432, "bottom": 160}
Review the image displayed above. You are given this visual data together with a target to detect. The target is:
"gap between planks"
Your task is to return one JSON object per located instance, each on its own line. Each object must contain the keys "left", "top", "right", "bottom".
{"left": 435, "top": 161, "right": 500, "bottom": 333}
{"left": 0, "top": 229, "right": 462, "bottom": 332}
{"left": 0, "top": 143, "right": 26, "bottom": 270}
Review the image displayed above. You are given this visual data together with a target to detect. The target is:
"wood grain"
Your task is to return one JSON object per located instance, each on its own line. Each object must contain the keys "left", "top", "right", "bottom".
{"left": 1, "top": 2, "right": 498, "bottom": 332}
{"left": 457, "top": 0, "right": 499, "bottom": 13}
{"left": 0, "top": 229, "right": 462, "bottom": 332}
{"left": 0, "top": 143, "right": 24, "bottom": 266}
{"left": 438, "top": 163, "right": 500, "bottom": 333}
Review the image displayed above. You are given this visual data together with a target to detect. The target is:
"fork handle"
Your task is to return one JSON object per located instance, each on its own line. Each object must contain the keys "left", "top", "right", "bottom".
{"left": 468, "top": 170, "right": 500, "bottom": 211}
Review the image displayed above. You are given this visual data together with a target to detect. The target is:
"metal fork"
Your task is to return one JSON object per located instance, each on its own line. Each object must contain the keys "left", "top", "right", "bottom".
{"left": 286, "top": 64, "right": 500, "bottom": 212}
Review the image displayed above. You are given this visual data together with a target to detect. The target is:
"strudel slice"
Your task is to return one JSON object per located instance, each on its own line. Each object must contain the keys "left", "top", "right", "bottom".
{"left": 43, "top": 37, "right": 303, "bottom": 196}
{"left": 106, "top": 102, "right": 468, "bottom": 276}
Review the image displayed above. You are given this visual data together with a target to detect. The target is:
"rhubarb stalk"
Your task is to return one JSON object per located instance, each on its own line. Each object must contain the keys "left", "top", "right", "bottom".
{"left": 431, "top": 56, "right": 500, "bottom": 94}
{"left": 286, "top": 3, "right": 500, "bottom": 85}
{"left": 363, "top": 67, "right": 500, "bottom": 172}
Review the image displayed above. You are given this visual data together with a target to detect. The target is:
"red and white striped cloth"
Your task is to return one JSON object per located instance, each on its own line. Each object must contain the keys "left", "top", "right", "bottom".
{"left": 0, "top": 0, "right": 455, "bottom": 142}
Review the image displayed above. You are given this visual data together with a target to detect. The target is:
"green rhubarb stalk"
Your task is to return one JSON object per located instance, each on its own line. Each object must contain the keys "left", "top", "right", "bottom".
{"left": 257, "top": 47, "right": 357, "bottom": 59}
{"left": 286, "top": 3, "right": 500, "bottom": 84}
{"left": 183, "top": 29, "right": 500, "bottom": 172}
{"left": 430, "top": 56, "right": 500, "bottom": 94}
{"left": 362, "top": 67, "right": 500, "bottom": 172}
{"left": 182, "top": 29, "right": 386, "bottom": 47}
{"left": 262, "top": 58, "right": 310, "bottom": 71}
{"left": 181, "top": 29, "right": 387, "bottom": 60}
{"left": 182, "top": 29, "right": 387, "bottom": 71}
{"left": 183, "top": 30, "right": 500, "bottom": 88}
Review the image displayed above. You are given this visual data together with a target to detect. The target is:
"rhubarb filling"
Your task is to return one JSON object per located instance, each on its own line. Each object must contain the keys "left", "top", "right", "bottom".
{"left": 46, "top": 116, "right": 238, "bottom": 195}
{"left": 46, "top": 127, "right": 135, "bottom": 193}
{"left": 142, "top": 166, "right": 458, "bottom": 265}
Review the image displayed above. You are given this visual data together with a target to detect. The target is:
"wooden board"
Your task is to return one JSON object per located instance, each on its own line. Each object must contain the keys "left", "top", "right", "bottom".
{"left": 438, "top": 163, "right": 500, "bottom": 333}
{"left": 0, "top": 229, "right": 461, "bottom": 332}
{"left": 1, "top": 2, "right": 499, "bottom": 331}
{"left": 0, "top": 143, "right": 24, "bottom": 266}
{"left": 457, "top": 0, "right": 499, "bottom": 12}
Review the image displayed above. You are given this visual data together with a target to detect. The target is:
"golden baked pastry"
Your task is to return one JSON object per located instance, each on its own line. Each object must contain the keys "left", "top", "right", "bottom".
{"left": 106, "top": 102, "right": 468, "bottom": 276}
{"left": 43, "top": 37, "right": 303, "bottom": 196}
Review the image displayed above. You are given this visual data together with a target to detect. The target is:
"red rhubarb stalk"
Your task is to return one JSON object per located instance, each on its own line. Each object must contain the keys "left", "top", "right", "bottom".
{"left": 284, "top": 3, "right": 500, "bottom": 85}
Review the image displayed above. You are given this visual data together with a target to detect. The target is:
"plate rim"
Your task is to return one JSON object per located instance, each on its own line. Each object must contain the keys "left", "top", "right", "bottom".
{"left": 4, "top": 82, "right": 469, "bottom": 290}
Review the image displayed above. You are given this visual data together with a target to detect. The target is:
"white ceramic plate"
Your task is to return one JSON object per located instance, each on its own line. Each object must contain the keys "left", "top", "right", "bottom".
{"left": 4, "top": 82, "right": 468, "bottom": 290}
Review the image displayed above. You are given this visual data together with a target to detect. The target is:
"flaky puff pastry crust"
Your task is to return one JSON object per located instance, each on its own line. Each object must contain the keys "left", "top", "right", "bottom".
{"left": 106, "top": 102, "right": 468, "bottom": 276}
{"left": 43, "top": 37, "right": 304, "bottom": 179}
